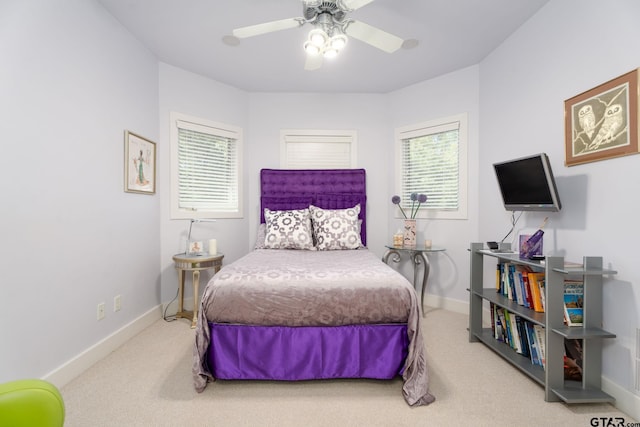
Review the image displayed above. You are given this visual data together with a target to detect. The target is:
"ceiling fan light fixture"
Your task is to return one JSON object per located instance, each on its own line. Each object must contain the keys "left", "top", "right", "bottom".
{"left": 323, "top": 47, "right": 339, "bottom": 59}
{"left": 329, "top": 34, "right": 348, "bottom": 50}
{"left": 308, "top": 28, "right": 328, "bottom": 47}
{"left": 304, "top": 41, "right": 322, "bottom": 55}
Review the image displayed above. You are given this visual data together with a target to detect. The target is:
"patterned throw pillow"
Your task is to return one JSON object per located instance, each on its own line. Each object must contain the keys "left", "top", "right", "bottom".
{"left": 263, "top": 208, "right": 314, "bottom": 250}
{"left": 309, "top": 204, "right": 362, "bottom": 250}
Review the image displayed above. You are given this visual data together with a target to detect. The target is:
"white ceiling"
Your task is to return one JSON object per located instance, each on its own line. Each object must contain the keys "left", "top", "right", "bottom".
{"left": 97, "top": 0, "right": 549, "bottom": 93}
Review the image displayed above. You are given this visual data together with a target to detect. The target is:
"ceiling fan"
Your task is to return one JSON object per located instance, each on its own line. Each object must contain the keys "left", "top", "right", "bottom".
{"left": 231, "top": 0, "right": 405, "bottom": 71}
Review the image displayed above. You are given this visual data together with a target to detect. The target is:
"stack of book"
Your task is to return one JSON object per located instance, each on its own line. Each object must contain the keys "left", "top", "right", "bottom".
{"left": 495, "top": 262, "right": 546, "bottom": 313}
{"left": 490, "top": 302, "right": 546, "bottom": 369}
{"left": 490, "top": 262, "right": 585, "bottom": 378}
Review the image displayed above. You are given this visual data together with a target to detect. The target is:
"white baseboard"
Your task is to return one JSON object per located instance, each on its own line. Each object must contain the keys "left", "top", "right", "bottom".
{"left": 602, "top": 376, "right": 640, "bottom": 421}
{"left": 43, "top": 305, "right": 162, "bottom": 388}
{"left": 424, "top": 293, "right": 469, "bottom": 315}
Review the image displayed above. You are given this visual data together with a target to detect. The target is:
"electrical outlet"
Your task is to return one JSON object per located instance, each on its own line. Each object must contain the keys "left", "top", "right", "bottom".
{"left": 97, "top": 302, "right": 105, "bottom": 321}
{"left": 114, "top": 295, "right": 122, "bottom": 312}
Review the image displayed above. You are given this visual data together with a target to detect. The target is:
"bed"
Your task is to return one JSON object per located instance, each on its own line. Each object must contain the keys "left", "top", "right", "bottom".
{"left": 192, "top": 169, "right": 435, "bottom": 407}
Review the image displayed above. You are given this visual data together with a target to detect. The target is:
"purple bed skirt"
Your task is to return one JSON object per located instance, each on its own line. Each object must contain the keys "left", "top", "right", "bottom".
{"left": 208, "top": 323, "right": 409, "bottom": 381}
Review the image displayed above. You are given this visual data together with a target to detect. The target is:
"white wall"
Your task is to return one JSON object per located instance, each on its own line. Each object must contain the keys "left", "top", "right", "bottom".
{"left": 0, "top": 0, "right": 160, "bottom": 382}
{"left": 388, "top": 66, "right": 480, "bottom": 306}
{"left": 479, "top": 0, "right": 640, "bottom": 413}
{"left": 245, "top": 92, "right": 391, "bottom": 257}
{"left": 158, "top": 63, "right": 249, "bottom": 305}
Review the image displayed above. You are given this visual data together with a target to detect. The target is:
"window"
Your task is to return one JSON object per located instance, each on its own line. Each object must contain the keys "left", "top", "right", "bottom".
{"left": 395, "top": 113, "right": 468, "bottom": 220}
{"left": 170, "top": 112, "right": 243, "bottom": 219}
{"left": 280, "top": 129, "right": 357, "bottom": 169}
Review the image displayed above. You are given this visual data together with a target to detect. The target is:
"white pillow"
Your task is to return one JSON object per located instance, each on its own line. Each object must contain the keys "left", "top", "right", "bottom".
{"left": 309, "top": 204, "right": 362, "bottom": 250}
{"left": 263, "top": 208, "right": 314, "bottom": 250}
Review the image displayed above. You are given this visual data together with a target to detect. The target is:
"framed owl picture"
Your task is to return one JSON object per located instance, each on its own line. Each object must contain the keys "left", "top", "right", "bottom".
{"left": 564, "top": 68, "right": 639, "bottom": 166}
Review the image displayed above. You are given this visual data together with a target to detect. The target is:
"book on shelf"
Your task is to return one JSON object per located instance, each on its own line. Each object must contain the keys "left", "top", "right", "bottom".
{"left": 497, "top": 308, "right": 508, "bottom": 345}
{"left": 519, "top": 268, "right": 534, "bottom": 309}
{"left": 515, "top": 316, "right": 529, "bottom": 357}
{"left": 503, "top": 310, "right": 519, "bottom": 352}
{"left": 497, "top": 262, "right": 535, "bottom": 309}
{"left": 524, "top": 321, "right": 541, "bottom": 366}
{"left": 508, "top": 264, "right": 524, "bottom": 306}
{"left": 527, "top": 272, "right": 545, "bottom": 313}
{"left": 533, "top": 324, "right": 546, "bottom": 369}
{"left": 563, "top": 280, "right": 584, "bottom": 326}
{"left": 491, "top": 303, "right": 505, "bottom": 343}
{"left": 501, "top": 262, "right": 514, "bottom": 300}
{"left": 489, "top": 304, "right": 544, "bottom": 366}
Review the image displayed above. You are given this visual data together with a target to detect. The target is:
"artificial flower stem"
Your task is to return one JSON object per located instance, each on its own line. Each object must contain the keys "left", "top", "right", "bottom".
{"left": 398, "top": 204, "right": 408, "bottom": 219}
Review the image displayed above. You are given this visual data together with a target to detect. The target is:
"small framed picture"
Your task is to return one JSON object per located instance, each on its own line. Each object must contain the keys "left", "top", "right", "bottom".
{"left": 124, "top": 130, "right": 156, "bottom": 194}
{"left": 564, "top": 68, "right": 639, "bottom": 166}
{"left": 188, "top": 241, "right": 203, "bottom": 255}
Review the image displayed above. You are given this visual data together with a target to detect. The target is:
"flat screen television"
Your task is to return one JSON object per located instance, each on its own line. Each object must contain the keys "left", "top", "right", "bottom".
{"left": 493, "top": 153, "right": 562, "bottom": 212}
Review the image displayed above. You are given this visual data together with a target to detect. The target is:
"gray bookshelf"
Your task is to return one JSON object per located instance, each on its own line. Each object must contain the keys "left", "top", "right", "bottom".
{"left": 468, "top": 242, "right": 617, "bottom": 404}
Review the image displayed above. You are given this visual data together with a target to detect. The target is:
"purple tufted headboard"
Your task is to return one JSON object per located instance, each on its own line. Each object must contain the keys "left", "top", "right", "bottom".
{"left": 260, "top": 169, "right": 367, "bottom": 246}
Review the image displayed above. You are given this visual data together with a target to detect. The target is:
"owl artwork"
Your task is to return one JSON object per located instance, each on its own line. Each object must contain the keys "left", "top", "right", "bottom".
{"left": 578, "top": 104, "right": 596, "bottom": 139}
{"left": 588, "top": 103, "right": 624, "bottom": 150}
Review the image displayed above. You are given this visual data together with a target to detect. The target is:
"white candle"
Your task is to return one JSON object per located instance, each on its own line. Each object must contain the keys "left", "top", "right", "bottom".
{"left": 208, "top": 239, "right": 217, "bottom": 255}
{"left": 424, "top": 239, "right": 432, "bottom": 249}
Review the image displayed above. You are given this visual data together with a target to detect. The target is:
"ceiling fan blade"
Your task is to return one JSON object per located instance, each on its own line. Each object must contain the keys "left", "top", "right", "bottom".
{"left": 304, "top": 53, "right": 323, "bottom": 71}
{"left": 344, "top": 20, "right": 404, "bottom": 53}
{"left": 232, "top": 18, "right": 302, "bottom": 39}
{"left": 339, "top": 0, "right": 375, "bottom": 11}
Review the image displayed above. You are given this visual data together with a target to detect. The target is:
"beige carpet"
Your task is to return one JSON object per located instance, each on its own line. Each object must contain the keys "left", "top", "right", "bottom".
{"left": 61, "top": 308, "right": 634, "bottom": 426}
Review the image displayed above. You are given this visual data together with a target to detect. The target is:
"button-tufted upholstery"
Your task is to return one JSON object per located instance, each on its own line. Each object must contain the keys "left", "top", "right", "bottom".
{"left": 260, "top": 169, "right": 367, "bottom": 246}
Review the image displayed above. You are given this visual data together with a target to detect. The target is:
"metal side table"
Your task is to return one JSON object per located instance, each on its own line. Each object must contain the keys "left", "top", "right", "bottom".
{"left": 382, "top": 245, "right": 445, "bottom": 316}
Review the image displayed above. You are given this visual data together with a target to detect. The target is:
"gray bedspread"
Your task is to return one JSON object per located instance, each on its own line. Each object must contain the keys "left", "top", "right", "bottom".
{"left": 193, "top": 248, "right": 435, "bottom": 406}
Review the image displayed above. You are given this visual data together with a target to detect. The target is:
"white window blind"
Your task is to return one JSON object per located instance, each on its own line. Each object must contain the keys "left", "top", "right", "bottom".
{"left": 281, "top": 130, "right": 356, "bottom": 169}
{"left": 170, "top": 113, "right": 242, "bottom": 219}
{"left": 396, "top": 114, "right": 468, "bottom": 220}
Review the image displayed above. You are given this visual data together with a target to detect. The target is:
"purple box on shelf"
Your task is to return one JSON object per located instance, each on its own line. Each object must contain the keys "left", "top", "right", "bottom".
{"left": 519, "top": 234, "right": 543, "bottom": 258}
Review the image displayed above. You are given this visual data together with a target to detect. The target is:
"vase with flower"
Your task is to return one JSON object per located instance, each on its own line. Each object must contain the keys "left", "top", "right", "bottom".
{"left": 392, "top": 193, "right": 427, "bottom": 247}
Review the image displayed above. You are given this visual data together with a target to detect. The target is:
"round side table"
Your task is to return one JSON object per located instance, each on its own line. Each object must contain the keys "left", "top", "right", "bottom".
{"left": 172, "top": 252, "right": 224, "bottom": 328}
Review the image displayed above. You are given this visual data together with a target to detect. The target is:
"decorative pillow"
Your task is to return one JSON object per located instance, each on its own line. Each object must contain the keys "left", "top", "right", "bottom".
{"left": 309, "top": 204, "right": 363, "bottom": 250}
{"left": 260, "top": 196, "right": 313, "bottom": 223}
{"left": 313, "top": 193, "right": 367, "bottom": 245}
{"left": 254, "top": 223, "right": 266, "bottom": 249}
{"left": 263, "top": 208, "right": 314, "bottom": 250}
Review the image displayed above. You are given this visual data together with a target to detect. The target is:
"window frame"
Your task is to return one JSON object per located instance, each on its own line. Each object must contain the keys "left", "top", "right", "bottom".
{"left": 280, "top": 129, "right": 357, "bottom": 169}
{"left": 170, "top": 111, "right": 243, "bottom": 219}
{"left": 394, "top": 113, "right": 468, "bottom": 220}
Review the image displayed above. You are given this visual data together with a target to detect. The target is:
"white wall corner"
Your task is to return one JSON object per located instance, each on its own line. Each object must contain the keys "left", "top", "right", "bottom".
{"left": 43, "top": 306, "right": 163, "bottom": 388}
{"left": 424, "top": 294, "right": 471, "bottom": 316}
